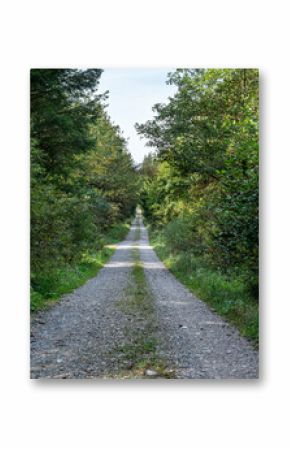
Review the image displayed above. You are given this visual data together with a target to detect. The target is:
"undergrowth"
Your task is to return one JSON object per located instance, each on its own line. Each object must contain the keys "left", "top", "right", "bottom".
{"left": 149, "top": 228, "right": 259, "bottom": 347}
{"left": 30, "top": 223, "right": 130, "bottom": 313}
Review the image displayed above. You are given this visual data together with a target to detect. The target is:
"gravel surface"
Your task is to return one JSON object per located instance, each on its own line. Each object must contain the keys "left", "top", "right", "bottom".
{"left": 31, "top": 217, "right": 258, "bottom": 379}
{"left": 139, "top": 222, "right": 259, "bottom": 379}
{"left": 30, "top": 225, "right": 137, "bottom": 379}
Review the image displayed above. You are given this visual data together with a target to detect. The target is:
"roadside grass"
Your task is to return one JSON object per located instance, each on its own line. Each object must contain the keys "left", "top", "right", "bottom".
{"left": 30, "top": 223, "right": 130, "bottom": 313}
{"left": 150, "top": 229, "right": 259, "bottom": 348}
{"left": 115, "top": 228, "right": 174, "bottom": 378}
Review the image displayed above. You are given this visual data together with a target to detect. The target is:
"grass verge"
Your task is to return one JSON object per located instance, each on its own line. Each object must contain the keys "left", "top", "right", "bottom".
{"left": 149, "top": 228, "right": 259, "bottom": 348}
{"left": 31, "top": 223, "right": 130, "bottom": 313}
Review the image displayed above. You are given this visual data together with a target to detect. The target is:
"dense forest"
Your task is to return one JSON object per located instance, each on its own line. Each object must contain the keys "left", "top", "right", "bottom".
{"left": 137, "top": 69, "right": 259, "bottom": 342}
{"left": 31, "top": 69, "right": 138, "bottom": 311}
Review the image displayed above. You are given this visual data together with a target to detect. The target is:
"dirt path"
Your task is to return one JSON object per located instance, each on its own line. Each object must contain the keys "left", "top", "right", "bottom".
{"left": 31, "top": 216, "right": 258, "bottom": 379}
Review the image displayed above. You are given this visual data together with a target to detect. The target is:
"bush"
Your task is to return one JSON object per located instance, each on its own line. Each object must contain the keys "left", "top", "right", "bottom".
{"left": 30, "top": 222, "right": 130, "bottom": 312}
{"left": 163, "top": 217, "right": 194, "bottom": 252}
{"left": 150, "top": 228, "right": 259, "bottom": 346}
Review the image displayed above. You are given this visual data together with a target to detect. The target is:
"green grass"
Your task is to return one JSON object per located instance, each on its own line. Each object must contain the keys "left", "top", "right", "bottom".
{"left": 114, "top": 227, "right": 175, "bottom": 378}
{"left": 116, "top": 248, "right": 158, "bottom": 371}
{"left": 150, "top": 229, "right": 259, "bottom": 347}
{"left": 30, "top": 223, "right": 130, "bottom": 313}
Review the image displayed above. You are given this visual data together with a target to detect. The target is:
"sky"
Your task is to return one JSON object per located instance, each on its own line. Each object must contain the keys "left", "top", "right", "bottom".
{"left": 98, "top": 69, "right": 177, "bottom": 164}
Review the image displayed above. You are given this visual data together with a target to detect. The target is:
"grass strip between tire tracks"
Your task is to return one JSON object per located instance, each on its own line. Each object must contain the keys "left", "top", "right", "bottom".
{"left": 114, "top": 224, "right": 175, "bottom": 379}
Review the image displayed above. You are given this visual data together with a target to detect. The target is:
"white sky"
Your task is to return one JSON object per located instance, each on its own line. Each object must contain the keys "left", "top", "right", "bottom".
{"left": 98, "top": 68, "right": 177, "bottom": 163}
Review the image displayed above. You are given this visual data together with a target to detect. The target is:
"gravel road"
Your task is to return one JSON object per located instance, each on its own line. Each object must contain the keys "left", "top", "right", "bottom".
{"left": 31, "top": 217, "right": 258, "bottom": 379}
{"left": 139, "top": 222, "right": 258, "bottom": 379}
{"left": 30, "top": 225, "right": 137, "bottom": 379}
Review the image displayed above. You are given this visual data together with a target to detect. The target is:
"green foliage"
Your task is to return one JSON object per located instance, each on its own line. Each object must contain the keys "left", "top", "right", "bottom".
{"left": 31, "top": 223, "right": 130, "bottom": 312}
{"left": 30, "top": 247, "right": 114, "bottom": 312}
{"left": 31, "top": 69, "right": 103, "bottom": 174}
{"left": 163, "top": 217, "right": 195, "bottom": 252}
{"left": 137, "top": 68, "right": 259, "bottom": 300}
{"left": 150, "top": 229, "right": 259, "bottom": 345}
{"left": 31, "top": 69, "right": 138, "bottom": 311}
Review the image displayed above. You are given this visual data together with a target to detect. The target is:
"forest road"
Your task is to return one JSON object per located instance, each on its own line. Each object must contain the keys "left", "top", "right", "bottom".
{"left": 31, "top": 214, "right": 258, "bottom": 379}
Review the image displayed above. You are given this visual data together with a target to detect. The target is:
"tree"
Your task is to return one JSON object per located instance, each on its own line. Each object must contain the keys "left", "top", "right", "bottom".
{"left": 137, "top": 68, "right": 259, "bottom": 297}
{"left": 31, "top": 69, "right": 138, "bottom": 295}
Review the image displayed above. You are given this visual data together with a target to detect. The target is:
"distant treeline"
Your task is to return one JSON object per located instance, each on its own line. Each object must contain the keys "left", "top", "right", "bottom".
{"left": 137, "top": 69, "right": 259, "bottom": 301}
{"left": 31, "top": 69, "right": 138, "bottom": 304}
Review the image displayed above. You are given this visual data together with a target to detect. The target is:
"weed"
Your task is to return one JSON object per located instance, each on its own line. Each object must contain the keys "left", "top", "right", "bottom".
{"left": 115, "top": 227, "right": 175, "bottom": 378}
{"left": 150, "top": 229, "right": 259, "bottom": 347}
{"left": 30, "top": 223, "right": 130, "bottom": 313}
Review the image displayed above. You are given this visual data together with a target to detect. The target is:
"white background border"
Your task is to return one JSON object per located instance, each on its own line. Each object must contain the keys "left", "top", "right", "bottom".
{"left": 0, "top": 0, "right": 289, "bottom": 447}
